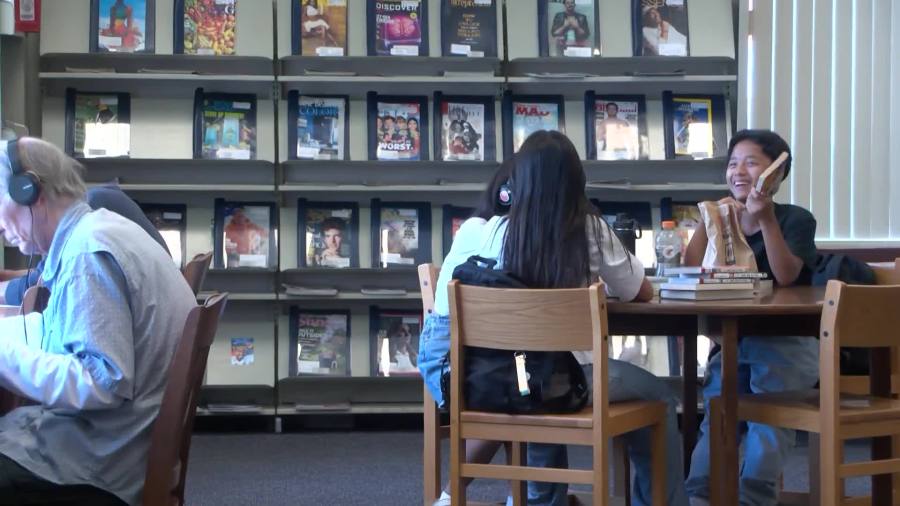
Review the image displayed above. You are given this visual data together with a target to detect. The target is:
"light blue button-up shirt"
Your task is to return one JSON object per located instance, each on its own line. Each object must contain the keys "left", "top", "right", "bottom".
{"left": 0, "top": 201, "right": 195, "bottom": 505}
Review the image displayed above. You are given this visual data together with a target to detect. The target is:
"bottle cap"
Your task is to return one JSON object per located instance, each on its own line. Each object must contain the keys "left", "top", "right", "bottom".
{"left": 661, "top": 220, "right": 676, "bottom": 230}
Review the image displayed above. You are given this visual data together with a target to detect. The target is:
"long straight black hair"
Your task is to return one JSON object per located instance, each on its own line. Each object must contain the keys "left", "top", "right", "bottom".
{"left": 501, "top": 130, "right": 599, "bottom": 289}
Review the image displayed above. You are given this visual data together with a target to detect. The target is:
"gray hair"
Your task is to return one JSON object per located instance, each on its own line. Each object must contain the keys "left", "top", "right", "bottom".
{"left": 0, "top": 137, "right": 87, "bottom": 202}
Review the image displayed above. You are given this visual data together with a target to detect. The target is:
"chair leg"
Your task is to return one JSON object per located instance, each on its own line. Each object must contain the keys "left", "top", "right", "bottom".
{"left": 506, "top": 442, "right": 527, "bottom": 506}
{"left": 612, "top": 436, "right": 632, "bottom": 505}
{"left": 708, "top": 397, "right": 723, "bottom": 506}
{"left": 451, "top": 426, "right": 466, "bottom": 506}
{"left": 424, "top": 396, "right": 442, "bottom": 505}
{"left": 650, "top": 418, "right": 667, "bottom": 506}
{"left": 808, "top": 433, "right": 821, "bottom": 506}
{"left": 819, "top": 430, "right": 841, "bottom": 506}
{"left": 592, "top": 436, "right": 609, "bottom": 506}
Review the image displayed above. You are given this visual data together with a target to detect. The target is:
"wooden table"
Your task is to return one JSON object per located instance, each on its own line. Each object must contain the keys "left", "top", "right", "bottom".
{"left": 608, "top": 286, "right": 825, "bottom": 506}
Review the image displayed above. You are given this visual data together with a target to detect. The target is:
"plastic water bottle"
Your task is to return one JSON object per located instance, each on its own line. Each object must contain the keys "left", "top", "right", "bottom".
{"left": 655, "top": 220, "right": 682, "bottom": 277}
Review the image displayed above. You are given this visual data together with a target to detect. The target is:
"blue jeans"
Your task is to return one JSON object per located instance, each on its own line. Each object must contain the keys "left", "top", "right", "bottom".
{"left": 517, "top": 361, "right": 689, "bottom": 506}
{"left": 685, "top": 337, "right": 819, "bottom": 506}
{"left": 418, "top": 314, "right": 451, "bottom": 407}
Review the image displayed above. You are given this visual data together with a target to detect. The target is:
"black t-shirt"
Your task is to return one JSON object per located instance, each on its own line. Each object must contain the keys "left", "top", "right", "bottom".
{"left": 745, "top": 203, "right": 817, "bottom": 286}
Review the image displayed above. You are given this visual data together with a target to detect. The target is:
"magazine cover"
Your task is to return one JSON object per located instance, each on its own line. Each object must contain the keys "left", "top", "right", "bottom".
{"left": 633, "top": 0, "right": 689, "bottom": 56}
{"left": 435, "top": 94, "right": 495, "bottom": 162}
{"left": 290, "top": 309, "right": 351, "bottom": 376}
{"left": 502, "top": 93, "right": 565, "bottom": 157}
{"left": 293, "top": 0, "right": 348, "bottom": 56}
{"left": 440, "top": 0, "right": 497, "bottom": 58}
{"left": 662, "top": 92, "right": 727, "bottom": 159}
{"left": 64, "top": 89, "right": 131, "bottom": 158}
{"left": 297, "top": 200, "right": 359, "bottom": 268}
{"left": 367, "top": 94, "right": 429, "bottom": 161}
{"left": 90, "top": 0, "right": 155, "bottom": 53}
{"left": 539, "top": 0, "right": 598, "bottom": 57}
{"left": 193, "top": 90, "right": 257, "bottom": 160}
{"left": 585, "top": 93, "right": 648, "bottom": 160}
{"left": 230, "top": 337, "right": 255, "bottom": 366}
{"left": 370, "top": 200, "right": 431, "bottom": 268}
{"left": 213, "top": 199, "right": 277, "bottom": 269}
{"left": 175, "top": 0, "right": 236, "bottom": 55}
{"left": 139, "top": 203, "right": 187, "bottom": 267}
{"left": 367, "top": 0, "right": 428, "bottom": 56}
{"left": 370, "top": 308, "right": 422, "bottom": 377}
{"left": 288, "top": 93, "right": 348, "bottom": 160}
{"left": 442, "top": 205, "right": 473, "bottom": 257}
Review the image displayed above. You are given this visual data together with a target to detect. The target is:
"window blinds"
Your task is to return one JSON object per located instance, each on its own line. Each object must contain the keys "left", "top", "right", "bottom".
{"left": 738, "top": 0, "right": 900, "bottom": 240}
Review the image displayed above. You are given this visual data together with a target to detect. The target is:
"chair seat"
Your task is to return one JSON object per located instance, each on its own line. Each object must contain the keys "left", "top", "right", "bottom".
{"left": 738, "top": 389, "right": 900, "bottom": 434}
{"left": 461, "top": 400, "right": 666, "bottom": 435}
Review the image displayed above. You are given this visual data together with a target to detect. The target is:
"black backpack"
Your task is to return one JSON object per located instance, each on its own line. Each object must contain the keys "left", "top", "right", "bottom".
{"left": 439, "top": 256, "right": 590, "bottom": 414}
{"left": 813, "top": 253, "right": 877, "bottom": 375}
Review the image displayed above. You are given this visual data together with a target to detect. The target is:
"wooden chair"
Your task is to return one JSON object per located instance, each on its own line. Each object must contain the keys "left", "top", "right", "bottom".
{"left": 710, "top": 280, "right": 900, "bottom": 506}
{"left": 142, "top": 292, "right": 229, "bottom": 506}
{"left": 419, "top": 264, "right": 446, "bottom": 506}
{"left": 182, "top": 252, "right": 213, "bottom": 296}
{"left": 777, "top": 258, "right": 900, "bottom": 505}
{"left": 447, "top": 280, "right": 668, "bottom": 506}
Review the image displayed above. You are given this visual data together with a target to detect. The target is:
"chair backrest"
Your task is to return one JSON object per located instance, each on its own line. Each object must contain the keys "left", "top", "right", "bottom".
{"left": 181, "top": 252, "right": 213, "bottom": 296}
{"left": 447, "top": 281, "right": 604, "bottom": 352}
{"left": 418, "top": 264, "right": 439, "bottom": 319}
{"left": 447, "top": 281, "right": 608, "bottom": 414}
{"left": 142, "top": 292, "right": 228, "bottom": 506}
{"left": 871, "top": 258, "right": 900, "bottom": 285}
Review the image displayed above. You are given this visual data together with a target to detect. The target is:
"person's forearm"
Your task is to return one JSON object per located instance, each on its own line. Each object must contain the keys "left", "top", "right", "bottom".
{"left": 759, "top": 215, "right": 804, "bottom": 285}
{"left": 0, "top": 333, "right": 123, "bottom": 410}
{"left": 683, "top": 222, "right": 708, "bottom": 266}
{"left": 0, "top": 269, "right": 28, "bottom": 282}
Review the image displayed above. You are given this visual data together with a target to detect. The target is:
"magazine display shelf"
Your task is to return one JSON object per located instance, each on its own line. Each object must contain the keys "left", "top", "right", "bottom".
{"left": 34, "top": 0, "right": 738, "bottom": 420}
{"left": 278, "top": 376, "right": 423, "bottom": 415}
{"left": 505, "top": 56, "right": 737, "bottom": 96}
{"left": 279, "top": 56, "right": 504, "bottom": 97}
{"left": 40, "top": 53, "right": 275, "bottom": 99}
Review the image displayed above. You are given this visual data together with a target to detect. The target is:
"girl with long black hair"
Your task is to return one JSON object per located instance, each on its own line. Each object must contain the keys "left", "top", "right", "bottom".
{"left": 419, "top": 131, "right": 687, "bottom": 506}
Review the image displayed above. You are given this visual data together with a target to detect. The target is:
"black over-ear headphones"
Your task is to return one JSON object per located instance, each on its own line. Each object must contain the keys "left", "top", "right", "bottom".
{"left": 6, "top": 139, "right": 41, "bottom": 206}
{"left": 497, "top": 180, "right": 512, "bottom": 207}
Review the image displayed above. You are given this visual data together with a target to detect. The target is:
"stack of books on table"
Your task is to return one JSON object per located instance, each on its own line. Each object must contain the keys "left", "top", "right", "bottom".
{"left": 660, "top": 266, "right": 769, "bottom": 300}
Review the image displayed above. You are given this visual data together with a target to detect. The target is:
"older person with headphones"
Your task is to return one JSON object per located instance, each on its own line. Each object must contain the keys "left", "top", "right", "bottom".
{"left": 0, "top": 137, "right": 196, "bottom": 505}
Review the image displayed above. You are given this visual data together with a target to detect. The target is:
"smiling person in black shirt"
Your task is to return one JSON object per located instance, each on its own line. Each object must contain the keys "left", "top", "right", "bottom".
{"left": 682, "top": 129, "right": 819, "bottom": 506}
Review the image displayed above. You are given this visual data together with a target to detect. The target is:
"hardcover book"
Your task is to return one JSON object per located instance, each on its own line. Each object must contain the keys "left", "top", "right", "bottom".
{"left": 90, "top": 0, "right": 155, "bottom": 53}
{"left": 297, "top": 199, "right": 359, "bottom": 268}
{"left": 662, "top": 92, "right": 727, "bottom": 160}
{"left": 370, "top": 307, "right": 422, "bottom": 377}
{"left": 501, "top": 93, "right": 565, "bottom": 157}
{"left": 213, "top": 199, "right": 278, "bottom": 269}
{"left": 434, "top": 93, "right": 495, "bottom": 161}
{"left": 139, "top": 203, "right": 187, "bottom": 267}
{"left": 368, "top": 0, "right": 428, "bottom": 56}
{"left": 367, "top": 93, "right": 429, "bottom": 161}
{"left": 293, "top": 0, "right": 348, "bottom": 56}
{"left": 193, "top": 89, "right": 257, "bottom": 160}
{"left": 441, "top": 0, "right": 497, "bottom": 58}
{"left": 370, "top": 199, "right": 432, "bottom": 268}
{"left": 633, "top": 0, "right": 690, "bottom": 56}
{"left": 585, "top": 93, "right": 648, "bottom": 160}
{"left": 539, "top": 0, "right": 599, "bottom": 57}
{"left": 175, "top": 0, "right": 237, "bottom": 55}
{"left": 290, "top": 308, "right": 351, "bottom": 376}
{"left": 64, "top": 89, "right": 131, "bottom": 159}
{"left": 288, "top": 92, "right": 349, "bottom": 160}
